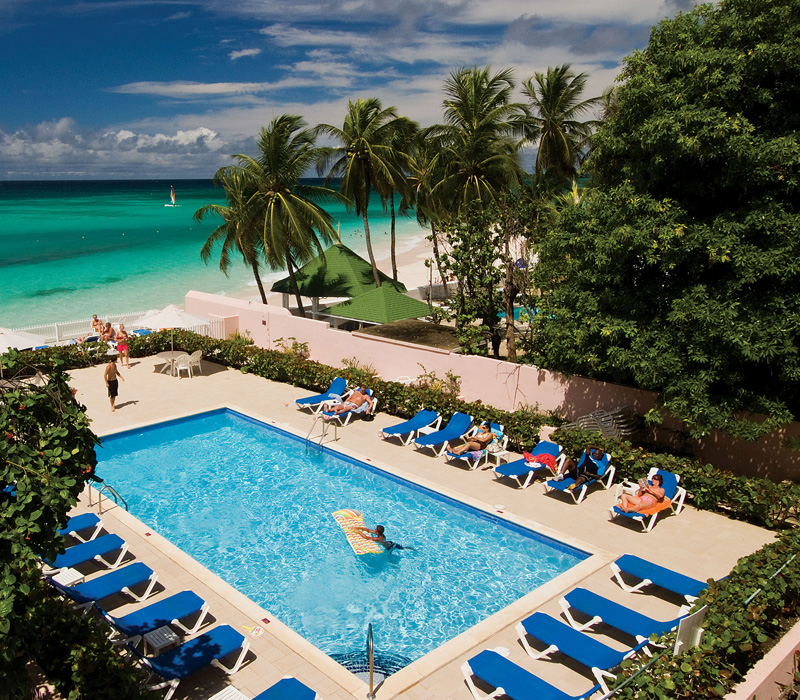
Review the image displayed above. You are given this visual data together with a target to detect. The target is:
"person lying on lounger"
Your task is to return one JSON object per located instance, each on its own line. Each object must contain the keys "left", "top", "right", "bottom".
{"left": 354, "top": 524, "right": 415, "bottom": 551}
{"left": 325, "top": 386, "right": 373, "bottom": 416}
{"left": 450, "top": 421, "right": 494, "bottom": 455}
{"left": 616, "top": 473, "right": 665, "bottom": 512}
{"left": 559, "top": 444, "right": 607, "bottom": 491}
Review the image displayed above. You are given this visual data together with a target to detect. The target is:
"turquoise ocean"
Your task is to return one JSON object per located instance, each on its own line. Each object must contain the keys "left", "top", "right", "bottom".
{"left": 0, "top": 180, "right": 428, "bottom": 328}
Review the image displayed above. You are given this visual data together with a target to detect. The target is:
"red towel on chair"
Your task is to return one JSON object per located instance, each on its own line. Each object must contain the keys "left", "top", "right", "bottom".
{"left": 523, "top": 452, "right": 558, "bottom": 474}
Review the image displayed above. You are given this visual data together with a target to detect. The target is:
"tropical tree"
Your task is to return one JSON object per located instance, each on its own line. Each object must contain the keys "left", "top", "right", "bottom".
{"left": 522, "top": 64, "right": 600, "bottom": 181}
{"left": 385, "top": 117, "right": 419, "bottom": 280}
{"left": 195, "top": 167, "right": 269, "bottom": 304}
{"left": 432, "top": 66, "right": 527, "bottom": 214}
{"left": 315, "top": 99, "right": 412, "bottom": 286}
{"left": 529, "top": 0, "right": 800, "bottom": 440}
{"left": 199, "top": 115, "right": 344, "bottom": 316}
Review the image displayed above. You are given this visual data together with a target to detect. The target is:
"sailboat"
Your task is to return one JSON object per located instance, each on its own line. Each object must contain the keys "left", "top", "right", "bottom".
{"left": 165, "top": 185, "right": 177, "bottom": 207}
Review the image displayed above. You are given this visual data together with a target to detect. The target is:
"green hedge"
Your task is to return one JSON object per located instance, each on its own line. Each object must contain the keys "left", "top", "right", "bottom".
{"left": 12, "top": 331, "right": 800, "bottom": 529}
{"left": 613, "top": 527, "right": 800, "bottom": 699}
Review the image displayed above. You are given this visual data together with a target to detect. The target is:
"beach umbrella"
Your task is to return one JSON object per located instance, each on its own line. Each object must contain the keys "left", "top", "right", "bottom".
{"left": 0, "top": 327, "right": 46, "bottom": 353}
{"left": 326, "top": 283, "right": 431, "bottom": 325}
{"left": 132, "top": 305, "right": 210, "bottom": 351}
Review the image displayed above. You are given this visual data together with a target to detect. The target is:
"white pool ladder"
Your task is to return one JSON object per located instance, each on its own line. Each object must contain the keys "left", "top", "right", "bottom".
{"left": 305, "top": 415, "right": 337, "bottom": 450}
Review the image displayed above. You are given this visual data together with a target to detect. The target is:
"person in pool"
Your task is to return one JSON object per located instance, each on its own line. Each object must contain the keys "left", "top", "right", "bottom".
{"left": 354, "top": 524, "right": 415, "bottom": 551}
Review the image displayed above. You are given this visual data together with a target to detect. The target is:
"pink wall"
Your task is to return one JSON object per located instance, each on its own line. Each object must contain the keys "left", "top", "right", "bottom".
{"left": 185, "top": 291, "right": 799, "bottom": 480}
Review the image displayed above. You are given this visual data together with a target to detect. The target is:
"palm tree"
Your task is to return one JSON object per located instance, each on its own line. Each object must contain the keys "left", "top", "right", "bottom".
{"left": 522, "top": 64, "right": 601, "bottom": 180}
{"left": 315, "top": 98, "right": 412, "bottom": 287}
{"left": 195, "top": 166, "right": 269, "bottom": 304}
{"left": 385, "top": 117, "right": 418, "bottom": 281}
{"left": 245, "top": 115, "right": 346, "bottom": 316}
{"left": 432, "top": 66, "right": 528, "bottom": 213}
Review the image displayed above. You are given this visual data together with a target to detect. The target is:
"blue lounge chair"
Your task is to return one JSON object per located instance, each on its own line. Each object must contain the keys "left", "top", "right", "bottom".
{"left": 100, "top": 590, "right": 210, "bottom": 642}
{"left": 321, "top": 388, "right": 377, "bottom": 426}
{"left": 494, "top": 441, "right": 563, "bottom": 488}
{"left": 133, "top": 624, "right": 249, "bottom": 700}
{"left": 58, "top": 513, "right": 103, "bottom": 542}
{"left": 462, "top": 649, "right": 602, "bottom": 700}
{"left": 445, "top": 423, "right": 507, "bottom": 470}
{"left": 132, "top": 329, "right": 151, "bottom": 336}
{"left": 49, "top": 562, "right": 158, "bottom": 612}
{"left": 413, "top": 412, "right": 473, "bottom": 456}
{"left": 560, "top": 587, "right": 687, "bottom": 643}
{"left": 252, "top": 676, "right": 319, "bottom": 700}
{"left": 544, "top": 452, "right": 615, "bottom": 504}
{"left": 295, "top": 377, "right": 347, "bottom": 413}
{"left": 46, "top": 533, "right": 128, "bottom": 570}
{"left": 515, "top": 612, "right": 648, "bottom": 691}
{"left": 380, "top": 409, "right": 441, "bottom": 446}
{"left": 609, "top": 469, "right": 687, "bottom": 532}
{"left": 611, "top": 554, "right": 709, "bottom": 602}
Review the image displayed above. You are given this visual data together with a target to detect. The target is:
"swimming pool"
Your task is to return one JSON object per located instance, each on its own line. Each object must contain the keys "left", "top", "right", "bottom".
{"left": 95, "top": 409, "right": 588, "bottom": 668}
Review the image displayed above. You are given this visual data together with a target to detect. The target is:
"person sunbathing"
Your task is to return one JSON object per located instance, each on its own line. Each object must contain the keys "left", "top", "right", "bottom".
{"left": 616, "top": 473, "right": 665, "bottom": 512}
{"left": 325, "top": 386, "right": 373, "bottom": 417}
{"left": 91, "top": 314, "right": 104, "bottom": 335}
{"left": 101, "top": 322, "right": 116, "bottom": 342}
{"left": 451, "top": 421, "right": 494, "bottom": 455}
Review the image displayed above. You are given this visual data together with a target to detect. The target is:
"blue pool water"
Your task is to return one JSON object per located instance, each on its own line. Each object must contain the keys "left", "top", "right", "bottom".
{"left": 95, "top": 409, "right": 587, "bottom": 667}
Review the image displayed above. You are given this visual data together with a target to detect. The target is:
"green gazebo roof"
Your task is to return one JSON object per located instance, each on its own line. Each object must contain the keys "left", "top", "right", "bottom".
{"left": 326, "top": 283, "right": 431, "bottom": 324}
{"left": 270, "top": 244, "right": 406, "bottom": 298}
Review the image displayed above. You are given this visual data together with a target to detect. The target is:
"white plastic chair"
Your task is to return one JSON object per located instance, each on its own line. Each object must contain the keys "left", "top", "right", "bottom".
{"left": 174, "top": 354, "right": 192, "bottom": 379}
{"left": 188, "top": 350, "right": 203, "bottom": 375}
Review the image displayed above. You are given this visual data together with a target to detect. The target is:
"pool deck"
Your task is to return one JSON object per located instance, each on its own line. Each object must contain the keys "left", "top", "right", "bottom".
{"left": 64, "top": 356, "right": 774, "bottom": 700}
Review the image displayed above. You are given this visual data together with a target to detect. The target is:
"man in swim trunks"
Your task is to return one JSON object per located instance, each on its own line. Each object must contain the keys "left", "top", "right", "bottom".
{"left": 354, "top": 524, "right": 414, "bottom": 551}
{"left": 617, "top": 473, "right": 665, "bottom": 512}
{"left": 326, "top": 386, "right": 373, "bottom": 416}
{"left": 104, "top": 356, "right": 125, "bottom": 412}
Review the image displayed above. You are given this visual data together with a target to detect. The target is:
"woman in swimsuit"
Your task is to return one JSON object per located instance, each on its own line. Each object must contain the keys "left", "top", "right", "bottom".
{"left": 116, "top": 324, "right": 130, "bottom": 368}
{"left": 451, "top": 421, "right": 494, "bottom": 455}
{"left": 617, "top": 473, "right": 665, "bottom": 512}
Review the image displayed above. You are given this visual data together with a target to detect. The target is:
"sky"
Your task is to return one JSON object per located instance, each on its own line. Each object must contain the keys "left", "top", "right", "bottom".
{"left": 0, "top": 0, "right": 694, "bottom": 180}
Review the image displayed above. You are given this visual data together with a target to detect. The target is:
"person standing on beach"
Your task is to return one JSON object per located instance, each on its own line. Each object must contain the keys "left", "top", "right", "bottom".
{"left": 104, "top": 357, "right": 125, "bottom": 412}
{"left": 116, "top": 324, "right": 130, "bottom": 368}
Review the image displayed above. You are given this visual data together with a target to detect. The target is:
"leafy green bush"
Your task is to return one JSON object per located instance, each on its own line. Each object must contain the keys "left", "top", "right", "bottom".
{"left": 613, "top": 528, "right": 800, "bottom": 699}
{"left": 0, "top": 351, "right": 147, "bottom": 699}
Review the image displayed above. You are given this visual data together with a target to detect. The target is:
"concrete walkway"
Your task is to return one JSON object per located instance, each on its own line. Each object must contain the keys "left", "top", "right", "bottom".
{"left": 64, "top": 356, "right": 774, "bottom": 700}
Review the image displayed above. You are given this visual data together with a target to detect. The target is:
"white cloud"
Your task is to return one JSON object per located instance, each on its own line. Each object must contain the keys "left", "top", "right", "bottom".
{"left": 229, "top": 48, "right": 262, "bottom": 60}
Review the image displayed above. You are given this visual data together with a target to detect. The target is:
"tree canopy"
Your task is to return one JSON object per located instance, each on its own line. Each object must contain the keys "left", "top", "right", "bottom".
{"left": 529, "top": 0, "right": 800, "bottom": 440}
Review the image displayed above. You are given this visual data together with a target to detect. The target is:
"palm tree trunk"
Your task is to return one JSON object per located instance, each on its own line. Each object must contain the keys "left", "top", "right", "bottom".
{"left": 430, "top": 223, "right": 448, "bottom": 296}
{"left": 250, "top": 260, "right": 268, "bottom": 305}
{"left": 362, "top": 210, "right": 381, "bottom": 287}
{"left": 389, "top": 192, "right": 398, "bottom": 281}
{"left": 286, "top": 255, "right": 307, "bottom": 317}
{"left": 503, "top": 229, "right": 517, "bottom": 362}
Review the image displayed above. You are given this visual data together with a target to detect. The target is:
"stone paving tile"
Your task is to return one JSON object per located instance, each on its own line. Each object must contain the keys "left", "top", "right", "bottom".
{"left": 61, "top": 356, "right": 776, "bottom": 700}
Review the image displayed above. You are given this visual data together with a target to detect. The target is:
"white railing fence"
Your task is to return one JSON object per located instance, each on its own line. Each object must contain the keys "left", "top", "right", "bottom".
{"left": 13, "top": 312, "right": 225, "bottom": 345}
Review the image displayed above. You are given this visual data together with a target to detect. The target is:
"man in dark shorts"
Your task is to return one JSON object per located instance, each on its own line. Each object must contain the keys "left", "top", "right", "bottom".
{"left": 104, "top": 356, "right": 125, "bottom": 412}
{"left": 354, "top": 524, "right": 415, "bottom": 552}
